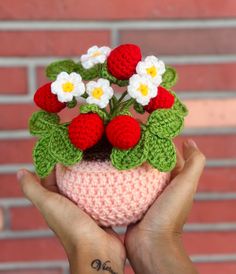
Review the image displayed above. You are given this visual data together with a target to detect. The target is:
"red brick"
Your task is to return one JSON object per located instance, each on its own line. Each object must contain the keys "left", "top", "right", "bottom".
{"left": 10, "top": 207, "right": 47, "bottom": 230}
{"left": 0, "top": 68, "right": 27, "bottom": 94}
{"left": 0, "top": 31, "right": 110, "bottom": 57}
{"left": 196, "top": 263, "right": 236, "bottom": 274}
{"left": 0, "top": 174, "right": 23, "bottom": 197}
{"left": 188, "top": 200, "right": 236, "bottom": 223}
{"left": 0, "top": 208, "right": 4, "bottom": 230}
{"left": 0, "top": 139, "right": 34, "bottom": 164}
{"left": 199, "top": 167, "right": 236, "bottom": 192}
{"left": 0, "top": 237, "right": 66, "bottom": 262}
{"left": 121, "top": 29, "right": 236, "bottom": 55}
{"left": 183, "top": 232, "right": 236, "bottom": 254}
{"left": 174, "top": 63, "right": 236, "bottom": 92}
{"left": 175, "top": 135, "right": 236, "bottom": 159}
{"left": 0, "top": 0, "right": 235, "bottom": 19}
{"left": 0, "top": 270, "right": 62, "bottom": 274}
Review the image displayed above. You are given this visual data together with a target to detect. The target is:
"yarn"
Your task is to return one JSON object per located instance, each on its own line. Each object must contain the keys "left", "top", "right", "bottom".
{"left": 170, "top": 90, "right": 188, "bottom": 117}
{"left": 34, "top": 82, "right": 66, "bottom": 113}
{"left": 46, "top": 59, "right": 77, "bottom": 81}
{"left": 162, "top": 66, "right": 178, "bottom": 89}
{"left": 56, "top": 160, "right": 170, "bottom": 227}
{"left": 75, "top": 63, "right": 101, "bottom": 80}
{"left": 68, "top": 113, "right": 104, "bottom": 151}
{"left": 144, "top": 86, "right": 175, "bottom": 113}
{"left": 107, "top": 44, "right": 142, "bottom": 80}
{"left": 106, "top": 115, "right": 141, "bottom": 149}
{"left": 79, "top": 104, "right": 109, "bottom": 122}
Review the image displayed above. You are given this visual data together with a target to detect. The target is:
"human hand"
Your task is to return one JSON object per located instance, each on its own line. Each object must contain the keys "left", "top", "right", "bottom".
{"left": 124, "top": 139, "right": 206, "bottom": 274}
{"left": 17, "top": 169, "right": 126, "bottom": 274}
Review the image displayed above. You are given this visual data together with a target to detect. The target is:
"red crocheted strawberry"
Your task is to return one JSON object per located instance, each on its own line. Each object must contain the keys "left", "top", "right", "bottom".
{"left": 68, "top": 113, "right": 104, "bottom": 151}
{"left": 144, "top": 86, "right": 175, "bottom": 113}
{"left": 34, "top": 82, "right": 66, "bottom": 113}
{"left": 107, "top": 44, "right": 142, "bottom": 80}
{"left": 106, "top": 115, "right": 141, "bottom": 149}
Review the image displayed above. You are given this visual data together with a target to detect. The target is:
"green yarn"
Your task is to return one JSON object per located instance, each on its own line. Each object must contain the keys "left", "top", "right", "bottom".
{"left": 134, "top": 101, "right": 145, "bottom": 114}
{"left": 100, "top": 62, "right": 129, "bottom": 87}
{"left": 147, "top": 134, "right": 176, "bottom": 172}
{"left": 147, "top": 109, "right": 184, "bottom": 138}
{"left": 66, "top": 97, "right": 77, "bottom": 108}
{"left": 46, "top": 60, "right": 77, "bottom": 81}
{"left": 170, "top": 90, "right": 188, "bottom": 117}
{"left": 80, "top": 104, "right": 109, "bottom": 122}
{"left": 75, "top": 63, "right": 101, "bottom": 80}
{"left": 49, "top": 127, "right": 83, "bottom": 166}
{"left": 29, "top": 111, "right": 60, "bottom": 137}
{"left": 33, "top": 134, "right": 56, "bottom": 178}
{"left": 162, "top": 66, "right": 178, "bottom": 89}
{"left": 111, "top": 131, "right": 149, "bottom": 170}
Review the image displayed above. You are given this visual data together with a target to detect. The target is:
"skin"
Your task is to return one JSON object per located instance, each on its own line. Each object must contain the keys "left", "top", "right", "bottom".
{"left": 17, "top": 139, "right": 205, "bottom": 274}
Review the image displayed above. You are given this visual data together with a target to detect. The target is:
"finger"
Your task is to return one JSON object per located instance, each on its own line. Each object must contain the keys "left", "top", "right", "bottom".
{"left": 17, "top": 169, "right": 51, "bottom": 209}
{"left": 170, "top": 147, "right": 185, "bottom": 179}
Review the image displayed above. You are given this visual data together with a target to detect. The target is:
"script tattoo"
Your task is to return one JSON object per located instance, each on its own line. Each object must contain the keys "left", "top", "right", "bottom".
{"left": 91, "top": 259, "right": 118, "bottom": 274}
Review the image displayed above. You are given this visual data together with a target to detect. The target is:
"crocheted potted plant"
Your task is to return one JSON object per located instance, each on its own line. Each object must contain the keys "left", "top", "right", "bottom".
{"left": 29, "top": 44, "right": 188, "bottom": 227}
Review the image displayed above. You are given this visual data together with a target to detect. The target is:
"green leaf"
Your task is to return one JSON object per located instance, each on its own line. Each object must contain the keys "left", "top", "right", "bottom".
{"left": 170, "top": 90, "right": 188, "bottom": 117}
{"left": 75, "top": 62, "right": 101, "bottom": 80}
{"left": 29, "top": 111, "right": 60, "bottom": 137}
{"left": 147, "top": 134, "right": 176, "bottom": 172}
{"left": 100, "top": 62, "right": 129, "bottom": 87}
{"left": 80, "top": 104, "right": 109, "bottom": 122}
{"left": 33, "top": 135, "right": 56, "bottom": 178}
{"left": 49, "top": 127, "right": 83, "bottom": 166}
{"left": 46, "top": 60, "right": 77, "bottom": 80}
{"left": 111, "top": 131, "right": 149, "bottom": 170}
{"left": 162, "top": 66, "right": 178, "bottom": 89}
{"left": 147, "top": 109, "right": 184, "bottom": 138}
{"left": 134, "top": 101, "right": 145, "bottom": 114}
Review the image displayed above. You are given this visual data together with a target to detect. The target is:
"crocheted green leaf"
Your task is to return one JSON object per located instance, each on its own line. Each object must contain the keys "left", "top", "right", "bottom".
{"left": 162, "top": 66, "right": 178, "bottom": 89}
{"left": 29, "top": 111, "right": 60, "bottom": 137}
{"left": 75, "top": 63, "right": 101, "bottom": 80}
{"left": 100, "top": 62, "right": 129, "bottom": 87}
{"left": 33, "top": 135, "right": 56, "bottom": 178}
{"left": 170, "top": 91, "right": 188, "bottom": 117}
{"left": 134, "top": 101, "right": 145, "bottom": 114}
{"left": 147, "top": 109, "right": 184, "bottom": 138}
{"left": 111, "top": 131, "right": 149, "bottom": 170}
{"left": 147, "top": 134, "right": 176, "bottom": 172}
{"left": 80, "top": 104, "right": 109, "bottom": 122}
{"left": 49, "top": 127, "right": 83, "bottom": 166}
{"left": 46, "top": 60, "right": 77, "bottom": 80}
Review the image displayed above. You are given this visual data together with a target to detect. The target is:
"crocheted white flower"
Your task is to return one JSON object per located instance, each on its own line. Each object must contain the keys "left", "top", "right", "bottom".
{"left": 81, "top": 45, "right": 111, "bottom": 69}
{"left": 86, "top": 78, "right": 114, "bottom": 109}
{"left": 51, "top": 72, "right": 85, "bottom": 103}
{"left": 127, "top": 74, "right": 157, "bottom": 106}
{"left": 136, "top": 56, "right": 166, "bottom": 86}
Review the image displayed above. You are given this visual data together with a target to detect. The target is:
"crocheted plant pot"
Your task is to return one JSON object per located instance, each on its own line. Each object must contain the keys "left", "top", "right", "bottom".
{"left": 56, "top": 160, "right": 170, "bottom": 227}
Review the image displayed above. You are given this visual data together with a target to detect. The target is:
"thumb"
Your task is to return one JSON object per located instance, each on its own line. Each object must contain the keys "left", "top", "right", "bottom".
{"left": 17, "top": 169, "right": 50, "bottom": 209}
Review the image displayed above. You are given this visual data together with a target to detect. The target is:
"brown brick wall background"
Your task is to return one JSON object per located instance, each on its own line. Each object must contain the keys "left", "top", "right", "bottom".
{"left": 0, "top": 1, "right": 236, "bottom": 273}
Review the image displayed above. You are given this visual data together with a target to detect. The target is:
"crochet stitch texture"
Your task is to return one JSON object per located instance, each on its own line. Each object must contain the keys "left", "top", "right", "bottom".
{"left": 56, "top": 161, "right": 170, "bottom": 227}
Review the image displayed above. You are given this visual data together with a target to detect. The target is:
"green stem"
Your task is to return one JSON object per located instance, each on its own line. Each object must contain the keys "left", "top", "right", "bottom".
{"left": 117, "top": 91, "right": 128, "bottom": 103}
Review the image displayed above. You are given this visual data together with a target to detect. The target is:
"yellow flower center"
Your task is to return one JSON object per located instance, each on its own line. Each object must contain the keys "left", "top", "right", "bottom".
{"left": 146, "top": 66, "right": 157, "bottom": 78}
{"left": 62, "top": 82, "right": 74, "bottom": 93}
{"left": 92, "top": 87, "right": 104, "bottom": 99}
{"left": 138, "top": 83, "right": 149, "bottom": 96}
{"left": 91, "top": 50, "right": 101, "bottom": 58}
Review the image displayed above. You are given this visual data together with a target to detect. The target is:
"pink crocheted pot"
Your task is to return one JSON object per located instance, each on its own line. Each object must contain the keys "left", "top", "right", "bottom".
{"left": 56, "top": 160, "right": 170, "bottom": 227}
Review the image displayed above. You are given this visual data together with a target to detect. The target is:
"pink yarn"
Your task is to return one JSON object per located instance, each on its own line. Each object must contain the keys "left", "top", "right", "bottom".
{"left": 56, "top": 161, "right": 170, "bottom": 227}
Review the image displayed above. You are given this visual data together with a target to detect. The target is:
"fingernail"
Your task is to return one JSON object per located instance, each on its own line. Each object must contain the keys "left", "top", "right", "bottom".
{"left": 185, "top": 139, "right": 198, "bottom": 149}
{"left": 17, "top": 170, "right": 26, "bottom": 181}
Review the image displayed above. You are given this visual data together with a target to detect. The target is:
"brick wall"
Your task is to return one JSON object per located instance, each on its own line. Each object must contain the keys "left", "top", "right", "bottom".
{"left": 0, "top": 1, "right": 236, "bottom": 273}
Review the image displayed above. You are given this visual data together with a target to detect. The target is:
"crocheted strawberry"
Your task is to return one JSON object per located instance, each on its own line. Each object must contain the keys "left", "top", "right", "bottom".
{"left": 107, "top": 44, "right": 142, "bottom": 80}
{"left": 34, "top": 82, "right": 66, "bottom": 113}
{"left": 106, "top": 115, "right": 141, "bottom": 149}
{"left": 68, "top": 113, "right": 104, "bottom": 151}
{"left": 144, "top": 86, "right": 175, "bottom": 113}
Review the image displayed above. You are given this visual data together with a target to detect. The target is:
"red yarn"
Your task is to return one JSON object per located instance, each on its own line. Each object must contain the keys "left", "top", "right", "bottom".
{"left": 144, "top": 86, "right": 175, "bottom": 113}
{"left": 68, "top": 113, "right": 104, "bottom": 151}
{"left": 106, "top": 115, "right": 141, "bottom": 149}
{"left": 34, "top": 82, "right": 66, "bottom": 113}
{"left": 107, "top": 44, "right": 142, "bottom": 80}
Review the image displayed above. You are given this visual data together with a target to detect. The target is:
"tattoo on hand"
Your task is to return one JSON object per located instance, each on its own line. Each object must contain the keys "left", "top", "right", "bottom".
{"left": 91, "top": 259, "right": 118, "bottom": 274}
